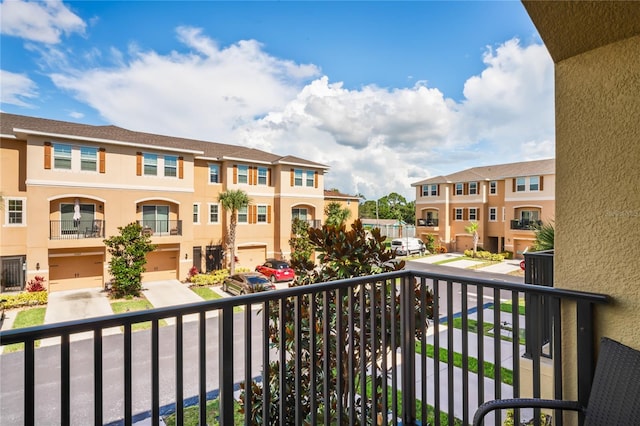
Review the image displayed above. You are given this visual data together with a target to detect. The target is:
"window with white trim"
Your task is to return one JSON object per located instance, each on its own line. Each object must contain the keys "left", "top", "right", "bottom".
{"left": 515, "top": 177, "right": 526, "bottom": 192}
{"left": 294, "top": 169, "right": 303, "bottom": 186}
{"left": 489, "top": 207, "right": 497, "bottom": 221}
{"left": 292, "top": 208, "right": 308, "bottom": 221}
{"left": 490, "top": 181, "right": 497, "bottom": 195}
{"left": 164, "top": 155, "right": 177, "bottom": 177}
{"left": 53, "top": 143, "right": 72, "bottom": 170}
{"left": 209, "top": 164, "right": 220, "bottom": 183}
{"left": 455, "top": 183, "right": 464, "bottom": 195}
{"left": 258, "top": 167, "right": 268, "bottom": 185}
{"left": 257, "top": 205, "right": 267, "bottom": 223}
{"left": 305, "top": 170, "right": 314, "bottom": 187}
{"left": 529, "top": 176, "right": 540, "bottom": 191}
{"left": 454, "top": 208, "right": 463, "bottom": 221}
{"left": 237, "top": 165, "right": 248, "bottom": 184}
{"left": 6, "top": 198, "right": 26, "bottom": 225}
{"left": 422, "top": 184, "right": 438, "bottom": 196}
{"left": 209, "top": 204, "right": 219, "bottom": 223}
{"left": 143, "top": 153, "right": 158, "bottom": 176}
{"left": 469, "top": 182, "right": 478, "bottom": 195}
{"left": 80, "top": 147, "right": 97, "bottom": 171}
{"left": 193, "top": 204, "right": 200, "bottom": 224}
{"left": 469, "top": 208, "right": 478, "bottom": 221}
{"left": 238, "top": 206, "right": 248, "bottom": 223}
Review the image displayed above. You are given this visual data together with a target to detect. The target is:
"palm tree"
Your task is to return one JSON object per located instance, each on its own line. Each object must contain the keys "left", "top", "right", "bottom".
{"left": 324, "top": 201, "right": 352, "bottom": 226}
{"left": 218, "top": 189, "right": 250, "bottom": 274}
{"left": 464, "top": 221, "right": 479, "bottom": 257}
{"left": 534, "top": 221, "right": 555, "bottom": 251}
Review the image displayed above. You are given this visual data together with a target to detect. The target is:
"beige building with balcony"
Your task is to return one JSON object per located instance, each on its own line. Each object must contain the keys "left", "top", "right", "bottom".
{"left": 412, "top": 159, "right": 555, "bottom": 257}
{"left": 0, "top": 113, "right": 342, "bottom": 292}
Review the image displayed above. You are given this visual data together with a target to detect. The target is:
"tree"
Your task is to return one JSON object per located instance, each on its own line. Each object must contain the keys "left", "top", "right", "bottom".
{"left": 218, "top": 189, "right": 250, "bottom": 275}
{"left": 324, "top": 201, "right": 352, "bottom": 227}
{"left": 534, "top": 221, "right": 555, "bottom": 251}
{"left": 288, "top": 218, "right": 315, "bottom": 269}
{"left": 240, "top": 219, "right": 434, "bottom": 423}
{"left": 464, "top": 221, "right": 479, "bottom": 257}
{"left": 104, "top": 222, "right": 156, "bottom": 298}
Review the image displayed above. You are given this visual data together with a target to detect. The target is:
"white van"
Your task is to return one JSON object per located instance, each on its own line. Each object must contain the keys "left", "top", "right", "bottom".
{"left": 390, "top": 237, "right": 426, "bottom": 256}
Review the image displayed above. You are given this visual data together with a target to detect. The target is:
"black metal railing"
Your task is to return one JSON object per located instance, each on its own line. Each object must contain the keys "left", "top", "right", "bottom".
{"left": 0, "top": 270, "right": 607, "bottom": 426}
{"left": 510, "top": 219, "right": 542, "bottom": 230}
{"left": 49, "top": 220, "right": 105, "bottom": 240}
{"left": 137, "top": 220, "right": 182, "bottom": 237}
{"left": 418, "top": 218, "right": 439, "bottom": 227}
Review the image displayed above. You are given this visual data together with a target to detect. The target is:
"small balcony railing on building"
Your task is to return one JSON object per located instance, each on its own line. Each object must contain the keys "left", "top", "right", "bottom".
{"left": 0, "top": 270, "right": 607, "bottom": 426}
{"left": 137, "top": 220, "right": 182, "bottom": 237}
{"left": 49, "top": 220, "right": 105, "bottom": 240}
{"left": 418, "top": 218, "right": 439, "bottom": 227}
{"left": 510, "top": 219, "right": 543, "bottom": 230}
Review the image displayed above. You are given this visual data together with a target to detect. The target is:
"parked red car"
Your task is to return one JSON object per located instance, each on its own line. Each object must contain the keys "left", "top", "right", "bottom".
{"left": 255, "top": 259, "right": 295, "bottom": 283}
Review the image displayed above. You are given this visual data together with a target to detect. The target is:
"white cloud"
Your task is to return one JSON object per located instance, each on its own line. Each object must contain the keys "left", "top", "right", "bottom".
{"left": 0, "top": 70, "right": 38, "bottom": 107}
{"left": 45, "top": 31, "right": 553, "bottom": 200}
{"left": 0, "top": 0, "right": 86, "bottom": 44}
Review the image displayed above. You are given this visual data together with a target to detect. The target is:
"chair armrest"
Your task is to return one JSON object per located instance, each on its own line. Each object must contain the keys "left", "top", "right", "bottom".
{"left": 473, "top": 398, "right": 583, "bottom": 426}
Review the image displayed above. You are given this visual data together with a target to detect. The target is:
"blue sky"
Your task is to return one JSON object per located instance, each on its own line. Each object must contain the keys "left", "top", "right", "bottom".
{"left": 1, "top": 1, "right": 555, "bottom": 199}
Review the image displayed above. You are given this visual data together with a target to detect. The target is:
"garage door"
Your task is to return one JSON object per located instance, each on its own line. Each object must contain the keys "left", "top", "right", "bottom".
{"left": 456, "top": 235, "right": 473, "bottom": 253}
{"left": 142, "top": 250, "right": 178, "bottom": 282}
{"left": 237, "top": 246, "right": 266, "bottom": 269}
{"left": 49, "top": 254, "right": 104, "bottom": 292}
{"left": 514, "top": 240, "right": 533, "bottom": 259}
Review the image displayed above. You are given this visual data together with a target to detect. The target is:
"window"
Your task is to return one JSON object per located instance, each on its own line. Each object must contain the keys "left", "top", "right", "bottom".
{"left": 193, "top": 204, "right": 200, "bottom": 224}
{"left": 209, "top": 204, "right": 219, "bottom": 223}
{"left": 142, "top": 205, "right": 169, "bottom": 233}
{"left": 455, "top": 183, "right": 464, "bottom": 195}
{"left": 164, "top": 155, "right": 177, "bottom": 177}
{"left": 53, "top": 143, "right": 72, "bottom": 170}
{"left": 61, "top": 203, "right": 95, "bottom": 234}
{"left": 489, "top": 207, "right": 497, "bottom": 221}
{"left": 529, "top": 176, "right": 540, "bottom": 191}
{"left": 143, "top": 153, "right": 158, "bottom": 176}
{"left": 305, "top": 170, "right": 314, "bottom": 187}
{"left": 294, "top": 169, "right": 303, "bottom": 186}
{"left": 490, "top": 181, "right": 497, "bottom": 195}
{"left": 257, "top": 205, "right": 267, "bottom": 223}
{"left": 258, "top": 167, "right": 268, "bottom": 185}
{"left": 209, "top": 164, "right": 220, "bottom": 183}
{"left": 292, "top": 208, "right": 308, "bottom": 221}
{"left": 80, "top": 147, "right": 97, "bottom": 171}
{"left": 237, "top": 206, "right": 248, "bottom": 223}
{"left": 237, "top": 165, "right": 248, "bottom": 184}
{"left": 516, "top": 177, "right": 526, "bottom": 192}
{"left": 520, "top": 210, "right": 540, "bottom": 224}
{"left": 454, "top": 208, "right": 463, "bottom": 221}
{"left": 6, "top": 198, "right": 25, "bottom": 225}
{"left": 469, "top": 208, "right": 478, "bottom": 221}
{"left": 422, "top": 184, "right": 438, "bottom": 196}
{"left": 469, "top": 182, "right": 478, "bottom": 195}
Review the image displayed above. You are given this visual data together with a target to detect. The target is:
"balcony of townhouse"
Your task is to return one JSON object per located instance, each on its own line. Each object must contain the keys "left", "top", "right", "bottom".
{"left": 417, "top": 218, "right": 439, "bottom": 228}
{"left": 137, "top": 220, "right": 183, "bottom": 238}
{"left": 1, "top": 269, "right": 608, "bottom": 425}
{"left": 49, "top": 219, "right": 106, "bottom": 241}
{"left": 510, "top": 219, "right": 543, "bottom": 231}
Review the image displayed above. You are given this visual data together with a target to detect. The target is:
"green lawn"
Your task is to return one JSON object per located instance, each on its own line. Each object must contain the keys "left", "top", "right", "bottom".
{"left": 110, "top": 299, "right": 167, "bottom": 331}
{"left": 163, "top": 399, "right": 244, "bottom": 426}
{"left": 2, "top": 307, "right": 47, "bottom": 353}
{"left": 190, "top": 286, "right": 221, "bottom": 300}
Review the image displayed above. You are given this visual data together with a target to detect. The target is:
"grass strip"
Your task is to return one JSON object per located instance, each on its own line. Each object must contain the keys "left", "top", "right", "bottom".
{"left": 2, "top": 307, "right": 47, "bottom": 353}
{"left": 111, "top": 299, "right": 168, "bottom": 331}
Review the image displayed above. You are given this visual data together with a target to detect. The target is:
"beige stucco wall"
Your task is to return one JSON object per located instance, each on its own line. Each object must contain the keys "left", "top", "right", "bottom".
{"left": 554, "top": 34, "right": 640, "bottom": 400}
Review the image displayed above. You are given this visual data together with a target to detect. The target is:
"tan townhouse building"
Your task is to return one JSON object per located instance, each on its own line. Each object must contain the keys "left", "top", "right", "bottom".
{"left": 411, "top": 159, "right": 555, "bottom": 257}
{"left": 0, "top": 113, "right": 335, "bottom": 292}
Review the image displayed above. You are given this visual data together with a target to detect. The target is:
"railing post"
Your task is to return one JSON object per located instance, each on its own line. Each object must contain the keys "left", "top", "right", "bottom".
{"left": 576, "top": 301, "right": 595, "bottom": 426}
{"left": 219, "top": 306, "right": 234, "bottom": 425}
{"left": 402, "top": 275, "right": 416, "bottom": 425}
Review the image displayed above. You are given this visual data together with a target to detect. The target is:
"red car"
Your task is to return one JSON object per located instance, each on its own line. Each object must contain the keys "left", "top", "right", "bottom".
{"left": 255, "top": 259, "right": 295, "bottom": 283}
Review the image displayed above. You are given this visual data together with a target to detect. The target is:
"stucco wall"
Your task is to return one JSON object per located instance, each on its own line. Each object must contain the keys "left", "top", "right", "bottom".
{"left": 555, "top": 34, "right": 640, "bottom": 398}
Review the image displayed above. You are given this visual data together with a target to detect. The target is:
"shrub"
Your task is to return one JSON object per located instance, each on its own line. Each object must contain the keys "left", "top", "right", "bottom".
{"left": 26, "top": 275, "right": 46, "bottom": 292}
{"left": 189, "top": 267, "right": 251, "bottom": 287}
{"left": 186, "top": 266, "right": 199, "bottom": 282}
{"left": 1, "top": 291, "right": 48, "bottom": 309}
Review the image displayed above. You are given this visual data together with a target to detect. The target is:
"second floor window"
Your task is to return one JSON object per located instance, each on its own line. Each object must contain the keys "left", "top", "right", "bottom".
{"left": 294, "top": 169, "right": 303, "bottom": 186}
{"left": 258, "top": 167, "right": 268, "bottom": 185}
{"left": 238, "top": 206, "right": 248, "bottom": 223}
{"left": 292, "top": 208, "right": 308, "bottom": 221}
{"left": 80, "top": 147, "right": 97, "bottom": 171}
{"left": 144, "top": 154, "right": 158, "bottom": 176}
{"left": 306, "top": 170, "right": 314, "bottom": 187}
{"left": 469, "top": 182, "right": 478, "bottom": 195}
{"left": 529, "top": 176, "right": 540, "bottom": 191}
{"left": 6, "top": 198, "right": 25, "bottom": 225}
{"left": 54, "top": 143, "right": 72, "bottom": 170}
{"left": 164, "top": 156, "right": 177, "bottom": 177}
{"left": 455, "top": 183, "right": 464, "bottom": 195}
{"left": 422, "top": 184, "right": 438, "bottom": 196}
{"left": 490, "top": 181, "right": 498, "bottom": 195}
{"left": 516, "top": 177, "right": 526, "bottom": 192}
{"left": 454, "top": 208, "right": 463, "bottom": 221}
{"left": 237, "top": 165, "right": 249, "bottom": 184}
{"left": 209, "top": 164, "right": 220, "bottom": 183}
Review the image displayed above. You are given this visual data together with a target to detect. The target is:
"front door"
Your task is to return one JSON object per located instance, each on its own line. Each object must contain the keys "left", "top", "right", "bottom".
{"left": 1, "top": 256, "right": 25, "bottom": 292}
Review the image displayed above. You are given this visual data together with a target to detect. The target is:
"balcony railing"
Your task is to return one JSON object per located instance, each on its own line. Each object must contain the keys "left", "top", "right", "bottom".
{"left": 418, "top": 218, "right": 439, "bottom": 227}
{"left": 510, "top": 219, "right": 542, "bottom": 230}
{"left": 0, "top": 270, "right": 607, "bottom": 425}
{"left": 49, "top": 220, "right": 105, "bottom": 240}
{"left": 137, "top": 220, "right": 182, "bottom": 237}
